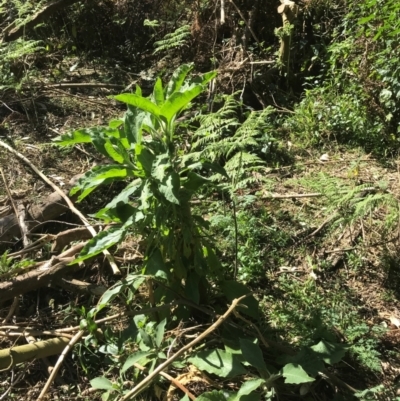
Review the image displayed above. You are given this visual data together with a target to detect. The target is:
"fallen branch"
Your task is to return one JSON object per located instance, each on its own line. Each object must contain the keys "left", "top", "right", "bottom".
{"left": 121, "top": 295, "right": 249, "bottom": 401}
{"left": 0, "top": 139, "right": 120, "bottom": 275}
{"left": 0, "top": 337, "right": 70, "bottom": 371}
{"left": 0, "top": 242, "right": 85, "bottom": 302}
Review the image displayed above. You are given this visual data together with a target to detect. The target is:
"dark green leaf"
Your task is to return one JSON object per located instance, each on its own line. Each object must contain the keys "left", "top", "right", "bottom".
{"left": 196, "top": 390, "right": 227, "bottom": 401}
{"left": 95, "top": 179, "right": 142, "bottom": 220}
{"left": 182, "top": 171, "right": 210, "bottom": 192}
{"left": 70, "top": 165, "right": 134, "bottom": 201}
{"left": 159, "top": 172, "right": 180, "bottom": 204}
{"left": 278, "top": 347, "right": 324, "bottom": 376}
{"left": 155, "top": 319, "right": 167, "bottom": 348}
{"left": 152, "top": 154, "right": 170, "bottom": 181}
{"left": 125, "top": 105, "right": 146, "bottom": 145}
{"left": 121, "top": 351, "right": 153, "bottom": 373}
{"left": 221, "top": 281, "right": 259, "bottom": 319}
{"left": 188, "top": 348, "right": 247, "bottom": 378}
{"left": 73, "top": 224, "right": 129, "bottom": 263}
{"left": 310, "top": 340, "right": 347, "bottom": 365}
{"left": 146, "top": 249, "right": 169, "bottom": 280}
{"left": 239, "top": 339, "right": 267, "bottom": 374}
{"left": 136, "top": 144, "right": 155, "bottom": 176}
{"left": 201, "top": 161, "right": 229, "bottom": 178}
{"left": 185, "top": 271, "right": 200, "bottom": 304}
{"left": 229, "top": 379, "right": 265, "bottom": 401}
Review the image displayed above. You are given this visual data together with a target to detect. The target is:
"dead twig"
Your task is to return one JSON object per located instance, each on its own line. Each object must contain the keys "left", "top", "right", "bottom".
{"left": 0, "top": 139, "right": 121, "bottom": 275}
{"left": 121, "top": 295, "right": 249, "bottom": 401}
{"left": 133, "top": 362, "right": 196, "bottom": 401}
{"left": 37, "top": 330, "right": 84, "bottom": 400}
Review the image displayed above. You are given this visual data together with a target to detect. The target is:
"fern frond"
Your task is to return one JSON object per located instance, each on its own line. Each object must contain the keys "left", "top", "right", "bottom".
{"left": 190, "top": 94, "right": 276, "bottom": 191}
{"left": 154, "top": 25, "right": 191, "bottom": 54}
{"left": 0, "top": 39, "right": 43, "bottom": 62}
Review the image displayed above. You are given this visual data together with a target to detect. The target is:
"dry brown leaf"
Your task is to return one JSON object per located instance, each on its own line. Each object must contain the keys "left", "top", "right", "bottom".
{"left": 389, "top": 316, "right": 400, "bottom": 328}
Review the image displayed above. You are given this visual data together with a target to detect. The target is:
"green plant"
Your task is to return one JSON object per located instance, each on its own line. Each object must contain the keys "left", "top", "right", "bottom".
{"left": 90, "top": 315, "right": 171, "bottom": 401}
{"left": 54, "top": 64, "right": 223, "bottom": 299}
{"left": 153, "top": 24, "right": 191, "bottom": 54}
{"left": 192, "top": 94, "right": 276, "bottom": 193}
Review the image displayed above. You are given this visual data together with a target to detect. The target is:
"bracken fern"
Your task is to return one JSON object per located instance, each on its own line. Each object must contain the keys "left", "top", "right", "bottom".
{"left": 153, "top": 24, "right": 191, "bottom": 54}
{"left": 191, "top": 94, "right": 275, "bottom": 192}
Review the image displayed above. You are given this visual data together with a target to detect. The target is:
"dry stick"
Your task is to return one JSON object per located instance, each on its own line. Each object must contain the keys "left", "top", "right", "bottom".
{"left": 37, "top": 303, "right": 181, "bottom": 399}
{"left": 37, "top": 330, "right": 84, "bottom": 401}
{"left": 46, "top": 83, "right": 124, "bottom": 89}
{"left": 233, "top": 310, "right": 269, "bottom": 349}
{"left": 0, "top": 168, "right": 23, "bottom": 323}
{"left": 262, "top": 186, "right": 377, "bottom": 200}
{"left": 53, "top": 303, "right": 178, "bottom": 334}
{"left": 121, "top": 295, "right": 249, "bottom": 401}
{"left": 229, "top": 0, "right": 260, "bottom": 46}
{"left": 47, "top": 87, "right": 111, "bottom": 107}
{"left": 133, "top": 362, "right": 196, "bottom": 401}
{"left": 0, "top": 139, "right": 121, "bottom": 275}
{"left": 0, "top": 329, "right": 73, "bottom": 339}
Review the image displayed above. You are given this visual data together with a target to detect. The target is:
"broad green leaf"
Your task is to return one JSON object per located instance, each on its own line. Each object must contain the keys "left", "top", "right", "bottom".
{"left": 155, "top": 319, "right": 167, "bottom": 348}
{"left": 146, "top": 248, "right": 169, "bottom": 280}
{"left": 281, "top": 363, "right": 315, "bottom": 384}
{"left": 152, "top": 154, "right": 170, "bottom": 181}
{"left": 153, "top": 77, "right": 164, "bottom": 106}
{"left": 196, "top": 390, "right": 226, "bottom": 401}
{"left": 70, "top": 165, "right": 134, "bottom": 201}
{"left": 239, "top": 339, "right": 267, "bottom": 374}
{"left": 108, "top": 119, "right": 124, "bottom": 129}
{"left": 310, "top": 340, "right": 347, "bottom": 365}
{"left": 90, "top": 377, "right": 114, "bottom": 390}
{"left": 278, "top": 347, "right": 324, "bottom": 377}
{"left": 95, "top": 179, "right": 142, "bottom": 220}
{"left": 160, "top": 86, "right": 203, "bottom": 124}
{"left": 53, "top": 128, "right": 93, "bottom": 145}
{"left": 136, "top": 144, "right": 155, "bottom": 176}
{"left": 139, "top": 328, "right": 153, "bottom": 349}
{"left": 182, "top": 71, "right": 217, "bottom": 91}
{"left": 165, "top": 63, "right": 193, "bottom": 98}
{"left": 198, "top": 71, "right": 217, "bottom": 86}
{"left": 124, "top": 105, "right": 146, "bottom": 145}
{"left": 188, "top": 348, "right": 247, "bottom": 378}
{"left": 201, "top": 160, "right": 229, "bottom": 179}
{"left": 220, "top": 281, "right": 259, "bottom": 319}
{"left": 182, "top": 171, "right": 210, "bottom": 192}
{"left": 98, "top": 276, "right": 145, "bottom": 310}
{"left": 229, "top": 378, "right": 265, "bottom": 401}
{"left": 121, "top": 351, "right": 153, "bottom": 373}
{"left": 184, "top": 271, "right": 200, "bottom": 304}
{"left": 114, "top": 93, "right": 160, "bottom": 117}
{"left": 139, "top": 180, "right": 152, "bottom": 210}
{"left": 179, "top": 395, "right": 191, "bottom": 401}
{"left": 73, "top": 224, "right": 129, "bottom": 263}
{"left": 104, "top": 141, "right": 124, "bottom": 163}
{"left": 159, "top": 172, "right": 180, "bottom": 204}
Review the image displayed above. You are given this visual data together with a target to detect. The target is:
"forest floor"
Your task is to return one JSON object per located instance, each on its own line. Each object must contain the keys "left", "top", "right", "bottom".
{"left": 1, "top": 57, "right": 400, "bottom": 400}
